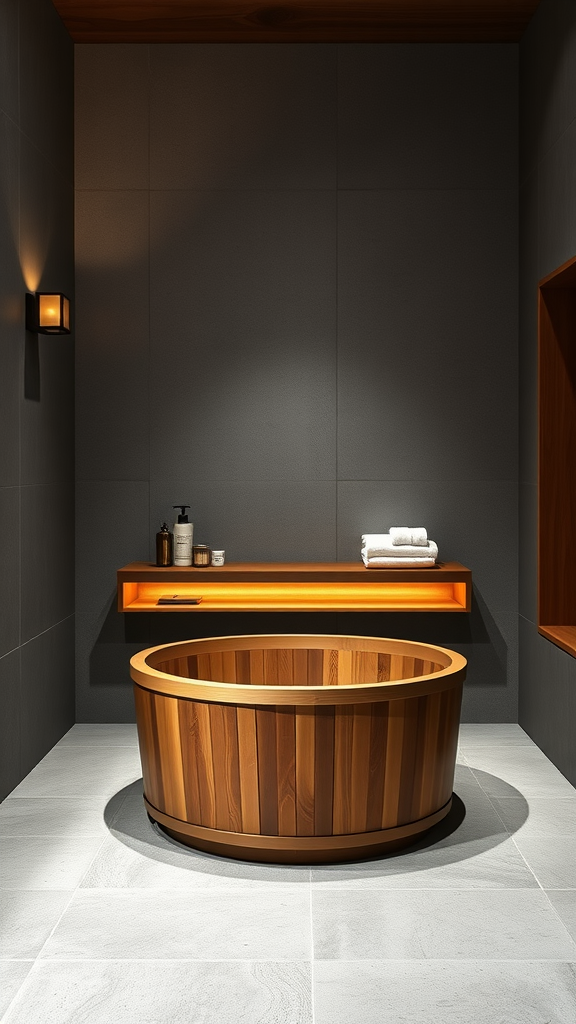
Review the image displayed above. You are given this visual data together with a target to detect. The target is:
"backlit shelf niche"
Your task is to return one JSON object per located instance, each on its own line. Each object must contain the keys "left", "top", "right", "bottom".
{"left": 117, "top": 562, "right": 471, "bottom": 613}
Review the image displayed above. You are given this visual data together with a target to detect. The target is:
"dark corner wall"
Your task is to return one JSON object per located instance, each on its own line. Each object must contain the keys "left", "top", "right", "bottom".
{"left": 0, "top": 0, "right": 75, "bottom": 799}
{"left": 519, "top": 0, "right": 576, "bottom": 785}
{"left": 74, "top": 43, "right": 519, "bottom": 725}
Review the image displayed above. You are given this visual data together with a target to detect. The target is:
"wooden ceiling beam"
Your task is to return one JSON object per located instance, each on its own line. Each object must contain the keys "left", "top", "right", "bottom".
{"left": 52, "top": 1, "right": 541, "bottom": 43}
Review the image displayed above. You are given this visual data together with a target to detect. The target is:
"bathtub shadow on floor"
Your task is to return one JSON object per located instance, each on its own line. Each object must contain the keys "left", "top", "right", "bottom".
{"left": 103, "top": 766, "right": 529, "bottom": 882}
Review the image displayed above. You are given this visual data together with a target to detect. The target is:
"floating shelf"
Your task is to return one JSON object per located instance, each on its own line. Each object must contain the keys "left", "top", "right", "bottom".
{"left": 117, "top": 562, "right": 471, "bottom": 613}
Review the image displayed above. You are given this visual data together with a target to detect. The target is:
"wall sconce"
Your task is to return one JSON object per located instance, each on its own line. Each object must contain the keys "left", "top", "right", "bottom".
{"left": 26, "top": 292, "right": 71, "bottom": 335}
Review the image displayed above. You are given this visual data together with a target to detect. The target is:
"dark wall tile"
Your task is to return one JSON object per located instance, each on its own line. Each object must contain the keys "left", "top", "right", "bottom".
{"left": 520, "top": 0, "right": 576, "bottom": 181}
{"left": 20, "top": 482, "right": 74, "bottom": 642}
{"left": 75, "top": 638, "right": 151, "bottom": 724}
{"left": 0, "top": 650, "right": 21, "bottom": 800}
{"left": 149, "top": 189, "right": 337, "bottom": 483}
{"left": 519, "top": 483, "right": 537, "bottom": 625}
{"left": 0, "top": 0, "right": 18, "bottom": 121}
{"left": 20, "top": 334, "right": 74, "bottom": 486}
{"left": 75, "top": 481, "right": 150, "bottom": 625}
{"left": 75, "top": 480, "right": 151, "bottom": 723}
{"left": 0, "top": 487, "right": 20, "bottom": 657}
{"left": 519, "top": 615, "right": 576, "bottom": 787}
{"left": 76, "top": 44, "right": 519, "bottom": 726}
{"left": 150, "top": 44, "right": 337, "bottom": 189}
{"left": 337, "top": 479, "right": 518, "bottom": 615}
{"left": 75, "top": 45, "right": 150, "bottom": 190}
{"left": 538, "top": 119, "right": 576, "bottom": 279}
{"left": 150, "top": 479, "right": 337, "bottom": 563}
{"left": 20, "top": 616, "right": 75, "bottom": 777}
{"left": 0, "top": 112, "right": 21, "bottom": 488}
{"left": 338, "top": 44, "right": 518, "bottom": 190}
{"left": 75, "top": 191, "right": 149, "bottom": 481}
{"left": 0, "top": 0, "right": 74, "bottom": 793}
{"left": 19, "top": 134, "right": 74, "bottom": 301}
{"left": 19, "top": 0, "right": 73, "bottom": 180}
{"left": 337, "top": 189, "right": 518, "bottom": 482}
{"left": 519, "top": 174, "right": 538, "bottom": 488}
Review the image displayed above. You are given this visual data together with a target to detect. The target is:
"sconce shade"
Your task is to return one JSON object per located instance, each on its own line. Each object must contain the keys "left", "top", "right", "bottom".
{"left": 27, "top": 292, "right": 71, "bottom": 334}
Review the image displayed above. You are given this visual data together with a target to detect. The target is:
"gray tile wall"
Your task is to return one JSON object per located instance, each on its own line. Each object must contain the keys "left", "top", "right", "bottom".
{"left": 74, "top": 43, "right": 519, "bottom": 723}
{"left": 519, "top": 0, "right": 576, "bottom": 785}
{"left": 0, "top": 0, "right": 75, "bottom": 799}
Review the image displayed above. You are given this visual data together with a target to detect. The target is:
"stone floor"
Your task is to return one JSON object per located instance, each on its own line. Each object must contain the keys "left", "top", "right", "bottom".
{"left": 1, "top": 723, "right": 575, "bottom": 1023}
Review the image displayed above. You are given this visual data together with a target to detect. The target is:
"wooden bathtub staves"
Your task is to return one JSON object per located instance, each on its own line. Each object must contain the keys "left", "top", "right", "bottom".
{"left": 130, "top": 634, "right": 467, "bottom": 863}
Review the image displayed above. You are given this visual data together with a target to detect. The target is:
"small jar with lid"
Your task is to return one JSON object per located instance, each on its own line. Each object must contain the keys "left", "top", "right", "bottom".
{"left": 211, "top": 550, "right": 225, "bottom": 566}
{"left": 192, "top": 544, "right": 212, "bottom": 567}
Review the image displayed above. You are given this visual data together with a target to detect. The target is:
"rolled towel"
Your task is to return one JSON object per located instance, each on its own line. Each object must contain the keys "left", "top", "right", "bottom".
{"left": 390, "top": 527, "right": 428, "bottom": 547}
{"left": 361, "top": 534, "right": 438, "bottom": 561}
{"left": 362, "top": 551, "right": 436, "bottom": 568}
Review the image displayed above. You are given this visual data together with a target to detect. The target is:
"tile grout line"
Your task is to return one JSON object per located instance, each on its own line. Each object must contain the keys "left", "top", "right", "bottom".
{"left": 309, "top": 866, "right": 315, "bottom": 1024}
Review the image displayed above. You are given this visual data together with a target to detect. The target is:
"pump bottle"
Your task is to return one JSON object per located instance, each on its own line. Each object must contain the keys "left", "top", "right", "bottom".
{"left": 172, "top": 505, "right": 193, "bottom": 566}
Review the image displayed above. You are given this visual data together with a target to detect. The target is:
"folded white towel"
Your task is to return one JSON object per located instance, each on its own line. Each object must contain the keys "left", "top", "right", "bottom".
{"left": 361, "top": 534, "right": 438, "bottom": 560}
{"left": 390, "top": 527, "right": 428, "bottom": 547}
{"left": 362, "top": 552, "right": 436, "bottom": 567}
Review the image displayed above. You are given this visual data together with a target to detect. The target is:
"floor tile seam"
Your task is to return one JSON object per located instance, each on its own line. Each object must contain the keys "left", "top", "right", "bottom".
{"left": 29, "top": 833, "right": 111, "bottom": 960}
{"left": 308, "top": 885, "right": 553, "bottom": 892}
{"left": 467, "top": 766, "right": 574, "bottom": 797}
{"left": 483, "top": 792, "right": 515, "bottom": 834}
{"left": 27, "top": 956, "right": 576, "bottom": 964}
{"left": 0, "top": 833, "right": 107, "bottom": 838}
{"left": 310, "top": 957, "right": 576, "bottom": 964}
{"left": 35, "top": 956, "right": 314, "bottom": 963}
{"left": 54, "top": 744, "right": 139, "bottom": 749}
{"left": 541, "top": 888, "right": 576, "bottom": 949}
{"left": 508, "top": 835, "right": 546, "bottom": 890}
{"left": 309, "top": 875, "right": 316, "bottom": 1024}
{"left": 64, "top": 886, "right": 313, "bottom": 895}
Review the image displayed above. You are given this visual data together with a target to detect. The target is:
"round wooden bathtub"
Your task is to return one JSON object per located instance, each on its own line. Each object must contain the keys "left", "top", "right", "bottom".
{"left": 130, "top": 635, "right": 467, "bottom": 863}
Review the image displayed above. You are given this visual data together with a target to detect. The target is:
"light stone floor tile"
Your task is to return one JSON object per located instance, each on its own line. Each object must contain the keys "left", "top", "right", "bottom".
{"left": 1, "top": 960, "right": 312, "bottom": 1024}
{"left": 458, "top": 724, "right": 533, "bottom": 746}
{"left": 314, "top": 960, "right": 576, "bottom": 1024}
{"left": 312, "top": 889, "right": 576, "bottom": 960}
{"left": 58, "top": 724, "right": 138, "bottom": 745}
{"left": 81, "top": 820, "right": 310, "bottom": 891}
{"left": 9, "top": 747, "right": 142, "bottom": 798}
{"left": 489, "top": 796, "right": 576, "bottom": 838}
{"left": 0, "top": 794, "right": 126, "bottom": 837}
{"left": 0, "top": 963, "right": 34, "bottom": 1020}
{"left": 3, "top": 724, "right": 576, "bottom": 1022}
{"left": 467, "top": 749, "right": 576, "bottom": 798}
{"left": 0, "top": 891, "right": 72, "bottom": 958}
{"left": 513, "top": 835, "right": 576, "bottom": 889}
{"left": 547, "top": 891, "right": 576, "bottom": 943}
{"left": 311, "top": 835, "right": 538, "bottom": 889}
{"left": 0, "top": 836, "right": 105, "bottom": 890}
{"left": 40, "top": 890, "right": 312, "bottom": 960}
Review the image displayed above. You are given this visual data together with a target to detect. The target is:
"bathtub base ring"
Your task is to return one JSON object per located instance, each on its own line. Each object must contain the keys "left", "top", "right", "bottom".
{"left": 145, "top": 795, "right": 453, "bottom": 864}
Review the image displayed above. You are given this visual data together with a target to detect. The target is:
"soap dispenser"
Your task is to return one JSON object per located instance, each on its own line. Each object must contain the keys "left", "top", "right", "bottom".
{"left": 172, "top": 505, "right": 193, "bottom": 566}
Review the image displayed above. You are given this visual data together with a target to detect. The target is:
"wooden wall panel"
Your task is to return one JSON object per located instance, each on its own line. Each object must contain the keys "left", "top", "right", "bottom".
{"left": 539, "top": 261, "right": 576, "bottom": 657}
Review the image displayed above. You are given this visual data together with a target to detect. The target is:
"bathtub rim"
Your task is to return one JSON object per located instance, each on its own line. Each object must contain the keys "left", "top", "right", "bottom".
{"left": 130, "top": 633, "right": 467, "bottom": 706}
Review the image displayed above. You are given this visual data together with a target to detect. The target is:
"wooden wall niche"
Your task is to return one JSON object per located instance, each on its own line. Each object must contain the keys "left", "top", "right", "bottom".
{"left": 538, "top": 255, "right": 576, "bottom": 657}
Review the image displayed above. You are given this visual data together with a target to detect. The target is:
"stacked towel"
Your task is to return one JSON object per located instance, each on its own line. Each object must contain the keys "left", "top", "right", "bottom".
{"left": 361, "top": 532, "right": 438, "bottom": 568}
{"left": 390, "top": 527, "right": 428, "bottom": 547}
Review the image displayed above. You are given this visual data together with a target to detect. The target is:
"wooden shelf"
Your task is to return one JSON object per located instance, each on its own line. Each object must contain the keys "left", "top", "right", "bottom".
{"left": 117, "top": 561, "right": 471, "bottom": 613}
{"left": 538, "top": 255, "right": 576, "bottom": 658}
